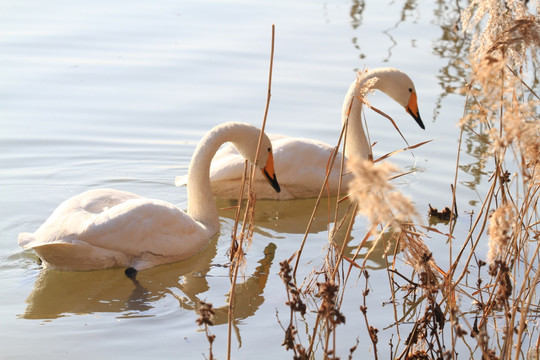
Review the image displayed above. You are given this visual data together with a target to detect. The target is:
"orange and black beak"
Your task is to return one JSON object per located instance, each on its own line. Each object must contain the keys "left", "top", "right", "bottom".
{"left": 405, "top": 91, "right": 425, "bottom": 130}
{"left": 261, "top": 152, "right": 280, "bottom": 193}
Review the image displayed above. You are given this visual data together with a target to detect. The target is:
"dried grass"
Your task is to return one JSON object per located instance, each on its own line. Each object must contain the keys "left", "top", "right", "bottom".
{"left": 274, "top": 1, "right": 540, "bottom": 359}
{"left": 205, "top": 3, "right": 540, "bottom": 359}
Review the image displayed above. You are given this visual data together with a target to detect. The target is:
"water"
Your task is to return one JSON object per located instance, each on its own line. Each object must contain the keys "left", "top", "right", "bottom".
{"left": 1, "top": 0, "right": 485, "bottom": 358}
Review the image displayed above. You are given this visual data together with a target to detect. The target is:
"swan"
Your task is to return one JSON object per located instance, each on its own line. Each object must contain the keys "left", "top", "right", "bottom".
{"left": 18, "top": 122, "right": 281, "bottom": 271}
{"left": 176, "top": 67, "right": 425, "bottom": 200}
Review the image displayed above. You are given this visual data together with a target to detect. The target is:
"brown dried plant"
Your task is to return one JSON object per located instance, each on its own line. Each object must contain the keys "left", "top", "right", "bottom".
{"left": 278, "top": 260, "right": 308, "bottom": 360}
{"left": 270, "top": 2, "right": 540, "bottom": 359}
{"left": 346, "top": 156, "right": 448, "bottom": 359}
{"left": 461, "top": 0, "right": 540, "bottom": 68}
{"left": 347, "top": 157, "right": 441, "bottom": 287}
{"left": 487, "top": 203, "right": 515, "bottom": 264}
{"left": 455, "top": 0, "right": 540, "bottom": 358}
{"left": 226, "top": 24, "right": 276, "bottom": 360}
{"left": 347, "top": 158, "right": 418, "bottom": 226}
{"left": 316, "top": 281, "right": 346, "bottom": 357}
{"left": 197, "top": 301, "right": 217, "bottom": 360}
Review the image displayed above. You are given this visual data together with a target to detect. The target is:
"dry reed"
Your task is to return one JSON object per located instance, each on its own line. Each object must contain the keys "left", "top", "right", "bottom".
{"left": 196, "top": 2, "right": 540, "bottom": 358}
{"left": 196, "top": 301, "right": 217, "bottom": 360}
{"left": 225, "top": 24, "right": 276, "bottom": 360}
{"left": 276, "top": 1, "right": 540, "bottom": 359}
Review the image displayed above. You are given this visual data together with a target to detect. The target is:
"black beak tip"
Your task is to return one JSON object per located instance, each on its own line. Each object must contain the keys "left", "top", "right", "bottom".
{"left": 409, "top": 108, "right": 425, "bottom": 130}
{"left": 271, "top": 178, "right": 281, "bottom": 193}
{"left": 263, "top": 169, "right": 281, "bottom": 193}
{"left": 417, "top": 117, "right": 425, "bottom": 130}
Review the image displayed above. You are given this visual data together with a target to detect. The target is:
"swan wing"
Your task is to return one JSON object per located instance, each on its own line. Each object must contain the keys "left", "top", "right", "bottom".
{"left": 209, "top": 133, "right": 288, "bottom": 182}
{"left": 208, "top": 136, "right": 350, "bottom": 199}
{"left": 176, "top": 136, "right": 289, "bottom": 186}
{"left": 19, "top": 189, "right": 212, "bottom": 270}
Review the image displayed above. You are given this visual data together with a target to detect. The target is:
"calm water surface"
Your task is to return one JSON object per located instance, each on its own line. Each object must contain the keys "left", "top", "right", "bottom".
{"left": 1, "top": 0, "right": 485, "bottom": 358}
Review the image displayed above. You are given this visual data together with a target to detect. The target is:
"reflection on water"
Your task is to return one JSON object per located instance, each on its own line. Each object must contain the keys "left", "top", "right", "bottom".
{"left": 169, "top": 242, "right": 276, "bottom": 326}
{"left": 432, "top": 0, "right": 470, "bottom": 120}
{"left": 350, "top": 0, "right": 366, "bottom": 59}
{"left": 459, "top": 125, "right": 491, "bottom": 196}
{"left": 22, "top": 268, "right": 152, "bottom": 319}
{"left": 218, "top": 196, "right": 404, "bottom": 271}
{"left": 1, "top": 0, "right": 502, "bottom": 357}
{"left": 21, "top": 194, "right": 355, "bottom": 321}
{"left": 21, "top": 234, "right": 276, "bottom": 322}
{"left": 381, "top": 1, "right": 420, "bottom": 62}
{"left": 349, "top": 0, "right": 421, "bottom": 62}
{"left": 430, "top": 0, "right": 493, "bottom": 197}
{"left": 333, "top": 223, "right": 402, "bottom": 271}
{"left": 20, "top": 193, "right": 402, "bottom": 320}
{"left": 217, "top": 196, "right": 352, "bottom": 235}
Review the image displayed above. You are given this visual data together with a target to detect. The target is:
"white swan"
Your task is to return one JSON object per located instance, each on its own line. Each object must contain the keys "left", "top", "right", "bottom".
{"left": 18, "top": 122, "right": 281, "bottom": 271}
{"left": 176, "top": 68, "right": 424, "bottom": 200}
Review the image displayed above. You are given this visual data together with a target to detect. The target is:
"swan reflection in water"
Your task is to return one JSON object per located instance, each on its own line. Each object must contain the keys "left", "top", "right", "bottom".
{"left": 20, "top": 230, "right": 276, "bottom": 328}
{"left": 20, "top": 196, "right": 337, "bottom": 322}
{"left": 215, "top": 196, "right": 352, "bottom": 235}
{"left": 217, "top": 197, "right": 402, "bottom": 271}
{"left": 21, "top": 196, "right": 401, "bottom": 324}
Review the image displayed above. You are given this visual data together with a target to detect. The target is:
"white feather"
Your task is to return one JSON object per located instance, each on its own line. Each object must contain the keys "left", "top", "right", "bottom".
{"left": 18, "top": 122, "right": 280, "bottom": 271}
{"left": 179, "top": 67, "right": 424, "bottom": 200}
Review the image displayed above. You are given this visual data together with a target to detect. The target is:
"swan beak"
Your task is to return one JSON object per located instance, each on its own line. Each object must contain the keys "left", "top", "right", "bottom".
{"left": 261, "top": 152, "right": 281, "bottom": 193}
{"left": 406, "top": 91, "right": 425, "bottom": 130}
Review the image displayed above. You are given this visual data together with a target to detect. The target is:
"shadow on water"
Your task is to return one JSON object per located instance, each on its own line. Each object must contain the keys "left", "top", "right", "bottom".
{"left": 216, "top": 196, "right": 351, "bottom": 235}
{"left": 219, "top": 195, "right": 403, "bottom": 271}
{"left": 19, "top": 195, "right": 402, "bottom": 321}
{"left": 19, "top": 232, "right": 276, "bottom": 324}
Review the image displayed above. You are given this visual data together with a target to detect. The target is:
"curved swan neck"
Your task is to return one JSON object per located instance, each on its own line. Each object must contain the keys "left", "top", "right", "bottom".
{"left": 187, "top": 123, "right": 252, "bottom": 231}
{"left": 341, "top": 68, "right": 399, "bottom": 160}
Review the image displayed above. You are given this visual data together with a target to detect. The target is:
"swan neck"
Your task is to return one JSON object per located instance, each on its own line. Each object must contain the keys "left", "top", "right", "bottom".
{"left": 187, "top": 125, "right": 244, "bottom": 232}
{"left": 342, "top": 69, "right": 397, "bottom": 160}
{"left": 342, "top": 76, "right": 374, "bottom": 160}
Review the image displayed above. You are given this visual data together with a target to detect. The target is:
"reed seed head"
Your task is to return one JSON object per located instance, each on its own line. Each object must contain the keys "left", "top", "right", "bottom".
{"left": 487, "top": 204, "right": 514, "bottom": 264}
{"left": 348, "top": 158, "right": 417, "bottom": 226}
{"left": 196, "top": 301, "right": 215, "bottom": 327}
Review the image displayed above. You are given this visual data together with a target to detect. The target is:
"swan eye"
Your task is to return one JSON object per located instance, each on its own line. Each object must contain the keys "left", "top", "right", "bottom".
{"left": 267, "top": 147, "right": 271, "bottom": 152}
{"left": 408, "top": 88, "right": 413, "bottom": 93}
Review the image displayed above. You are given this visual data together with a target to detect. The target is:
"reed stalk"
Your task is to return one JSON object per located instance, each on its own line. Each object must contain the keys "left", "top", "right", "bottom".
{"left": 193, "top": 2, "right": 539, "bottom": 359}
{"left": 226, "top": 23, "right": 276, "bottom": 360}
{"left": 278, "top": 1, "right": 540, "bottom": 358}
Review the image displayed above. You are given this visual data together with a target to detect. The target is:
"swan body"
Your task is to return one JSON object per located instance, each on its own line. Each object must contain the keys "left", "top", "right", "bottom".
{"left": 176, "top": 67, "right": 424, "bottom": 200}
{"left": 200, "top": 134, "right": 349, "bottom": 199}
{"left": 18, "top": 122, "right": 280, "bottom": 271}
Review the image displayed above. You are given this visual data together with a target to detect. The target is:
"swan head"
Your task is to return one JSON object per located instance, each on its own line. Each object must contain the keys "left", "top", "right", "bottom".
{"left": 368, "top": 68, "right": 425, "bottom": 130}
{"left": 233, "top": 126, "right": 281, "bottom": 193}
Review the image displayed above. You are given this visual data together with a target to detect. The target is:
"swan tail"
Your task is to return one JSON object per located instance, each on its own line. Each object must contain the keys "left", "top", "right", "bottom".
{"left": 175, "top": 175, "right": 188, "bottom": 187}
{"left": 18, "top": 232, "right": 37, "bottom": 248}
